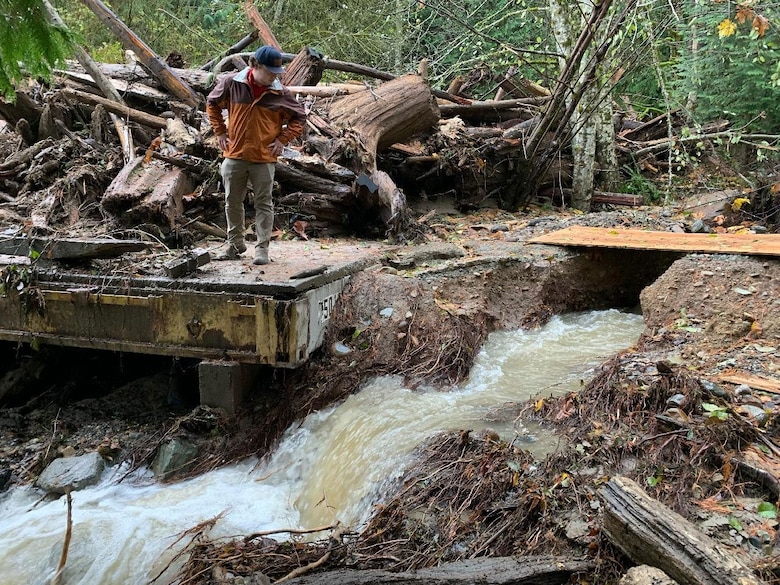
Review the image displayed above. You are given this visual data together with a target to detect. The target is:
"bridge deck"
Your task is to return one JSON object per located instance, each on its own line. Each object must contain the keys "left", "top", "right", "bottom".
{"left": 0, "top": 240, "right": 385, "bottom": 366}
{"left": 528, "top": 226, "right": 780, "bottom": 256}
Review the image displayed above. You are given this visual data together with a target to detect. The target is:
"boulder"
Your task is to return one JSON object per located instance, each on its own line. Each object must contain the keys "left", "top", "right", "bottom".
{"left": 152, "top": 437, "right": 198, "bottom": 480}
{"left": 36, "top": 451, "right": 104, "bottom": 494}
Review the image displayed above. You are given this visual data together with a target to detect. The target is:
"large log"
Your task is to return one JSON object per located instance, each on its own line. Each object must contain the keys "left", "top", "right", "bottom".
{"left": 80, "top": 0, "right": 201, "bottom": 108}
{"left": 242, "top": 0, "right": 280, "bottom": 49}
{"left": 60, "top": 88, "right": 168, "bottom": 130}
{"left": 274, "top": 163, "right": 354, "bottom": 197}
{"left": 102, "top": 156, "right": 192, "bottom": 229}
{"left": 328, "top": 74, "right": 440, "bottom": 170}
{"left": 280, "top": 556, "right": 595, "bottom": 585}
{"left": 601, "top": 476, "right": 765, "bottom": 585}
{"left": 282, "top": 47, "right": 326, "bottom": 87}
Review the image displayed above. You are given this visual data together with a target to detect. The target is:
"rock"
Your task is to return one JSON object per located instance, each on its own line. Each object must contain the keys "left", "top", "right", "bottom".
{"left": 36, "top": 451, "right": 105, "bottom": 494}
{"left": 737, "top": 404, "right": 768, "bottom": 426}
{"left": 619, "top": 565, "right": 679, "bottom": 585}
{"left": 331, "top": 341, "right": 352, "bottom": 356}
{"left": 152, "top": 438, "right": 199, "bottom": 480}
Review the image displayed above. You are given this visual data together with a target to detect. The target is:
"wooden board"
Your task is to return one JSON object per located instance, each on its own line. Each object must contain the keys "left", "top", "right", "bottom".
{"left": 528, "top": 226, "right": 780, "bottom": 257}
{"left": 718, "top": 370, "right": 780, "bottom": 394}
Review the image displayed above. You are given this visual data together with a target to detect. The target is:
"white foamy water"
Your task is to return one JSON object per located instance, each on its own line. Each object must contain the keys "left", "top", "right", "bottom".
{"left": 0, "top": 309, "right": 644, "bottom": 584}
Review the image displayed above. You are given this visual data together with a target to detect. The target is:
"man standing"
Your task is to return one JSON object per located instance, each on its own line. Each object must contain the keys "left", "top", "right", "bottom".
{"left": 206, "top": 45, "right": 306, "bottom": 264}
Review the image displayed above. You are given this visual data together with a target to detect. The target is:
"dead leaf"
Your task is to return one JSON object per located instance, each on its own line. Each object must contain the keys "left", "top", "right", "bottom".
{"left": 292, "top": 220, "right": 309, "bottom": 240}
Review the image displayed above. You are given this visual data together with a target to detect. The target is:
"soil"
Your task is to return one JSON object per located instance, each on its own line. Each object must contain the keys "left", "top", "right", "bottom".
{"left": 1, "top": 197, "right": 780, "bottom": 583}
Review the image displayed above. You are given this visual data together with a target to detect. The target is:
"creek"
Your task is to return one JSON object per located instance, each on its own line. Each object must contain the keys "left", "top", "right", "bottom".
{"left": 0, "top": 309, "right": 644, "bottom": 585}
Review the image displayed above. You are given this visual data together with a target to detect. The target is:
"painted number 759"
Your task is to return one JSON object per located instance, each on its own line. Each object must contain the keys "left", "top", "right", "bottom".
{"left": 318, "top": 293, "right": 337, "bottom": 324}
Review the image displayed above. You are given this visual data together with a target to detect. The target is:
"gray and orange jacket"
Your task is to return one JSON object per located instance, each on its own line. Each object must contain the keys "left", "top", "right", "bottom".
{"left": 206, "top": 68, "right": 306, "bottom": 163}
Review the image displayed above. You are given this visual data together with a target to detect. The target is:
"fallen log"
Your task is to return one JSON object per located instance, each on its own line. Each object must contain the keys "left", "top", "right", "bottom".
{"left": 80, "top": 0, "right": 201, "bottom": 108}
{"left": 0, "top": 237, "right": 149, "bottom": 260}
{"left": 282, "top": 47, "right": 326, "bottom": 87}
{"left": 279, "top": 556, "right": 596, "bottom": 585}
{"left": 601, "top": 475, "right": 765, "bottom": 585}
{"left": 60, "top": 71, "right": 171, "bottom": 104}
{"left": 542, "top": 188, "right": 642, "bottom": 207}
{"left": 328, "top": 74, "right": 440, "bottom": 170}
{"left": 274, "top": 163, "right": 354, "bottom": 197}
{"left": 101, "top": 156, "right": 192, "bottom": 229}
{"left": 60, "top": 88, "right": 168, "bottom": 130}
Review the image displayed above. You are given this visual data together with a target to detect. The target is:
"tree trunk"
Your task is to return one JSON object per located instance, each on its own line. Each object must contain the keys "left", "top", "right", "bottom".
{"left": 328, "top": 74, "right": 439, "bottom": 171}
{"left": 79, "top": 0, "right": 201, "bottom": 108}
{"left": 549, "top": 0, "right": 620, "bottom": 211}
{"left": 282, "top": 47, "right": 326, "bottom": 87}
{"left": 279, "top": 556, "right": 595, "bottom": 585}
{"left": 601, "top": 476, "right": 766, "bottom": 585}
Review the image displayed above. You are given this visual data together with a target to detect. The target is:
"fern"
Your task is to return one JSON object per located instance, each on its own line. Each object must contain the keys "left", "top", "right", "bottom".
{"left": 0, "top": 0, "right": 74, "bottom": 99}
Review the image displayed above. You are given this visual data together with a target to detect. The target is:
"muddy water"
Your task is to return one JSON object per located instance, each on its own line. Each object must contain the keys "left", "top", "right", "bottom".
{"left": 0, "top": 309, "right": 644, "bottom": 585}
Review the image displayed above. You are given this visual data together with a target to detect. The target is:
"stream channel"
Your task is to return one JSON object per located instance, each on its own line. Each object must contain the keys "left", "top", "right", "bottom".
{"left": 0, "top": 309, "right": 645, "bottom": 585}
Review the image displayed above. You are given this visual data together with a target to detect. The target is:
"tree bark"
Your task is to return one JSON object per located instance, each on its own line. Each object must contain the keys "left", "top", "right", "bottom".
{"left": 79, "top": 0, "right": 201, "bottom": 108}
{"left": 328, "top": 74, "right": 439, "bottom": 171}
{"left": 282, "top": 47, "right": 326, "bottom": 87}
{"left": 549, "top": 0, "right": 620, "bottom": 211}
{"left": 279, "top": 556, "right": 595, "bottom": 585}
{"left": 243, "top": 0, "right": 281, "bottom": 49}
{"left": 60, "top": 88, "right": 168, "bottom": 130}
{"left": 601, "top": 476, "right": 765, "bottom": 585}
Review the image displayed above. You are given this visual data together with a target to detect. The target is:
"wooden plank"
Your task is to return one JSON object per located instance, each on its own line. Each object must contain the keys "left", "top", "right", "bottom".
{"left": 718, "top": 370, "right": 780, "bottom": 394}
{"left": 0, "top": 237, "right": 149, "bottom": 259}
{"left": 528, "top": 226, "right": 780, "bottom": 257}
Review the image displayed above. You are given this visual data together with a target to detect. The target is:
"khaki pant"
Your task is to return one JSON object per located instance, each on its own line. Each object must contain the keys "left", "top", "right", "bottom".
{"left": 220, "top": 158, "right": 275, "bottom": 249}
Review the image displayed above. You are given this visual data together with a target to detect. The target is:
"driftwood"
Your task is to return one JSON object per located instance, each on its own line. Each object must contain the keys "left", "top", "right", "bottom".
{"left": 601, "top": 475, "right": 765, "bottom": 585}
{"left": 282, "top": 47, "right": 327, "bottom": 87}
{"left": 102, "top": 156, "right": 191, "bottom": 229}
{"left": 61, "top": 88, "right": 168, "bottom": 130}
{"left": 243, "top": 0, "right": 281, "bottom": 49}
{"left": 280, "top": 556, "right": 596, "bottom": 585}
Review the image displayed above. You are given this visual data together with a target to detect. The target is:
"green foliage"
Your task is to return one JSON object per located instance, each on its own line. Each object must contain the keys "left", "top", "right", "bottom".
{"left": 0, "top": 0, "right": 74, "bottom": 99}
{"left": 702, "top": 402, "right": 729, "bottom": 422}
{"left": 403, "top": 0, "right": 554, "bottom": 94}
{"left": 620, "top": 164, "right": 663, "bottom": 204}
{"left": 54, "top": 0, "right": 246, "bottom": 68}
{"left": 670, "top": 2, "right": 780, "bottom": 132}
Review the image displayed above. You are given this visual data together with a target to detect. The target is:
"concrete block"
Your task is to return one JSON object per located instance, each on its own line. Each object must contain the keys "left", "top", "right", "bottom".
{"left": 163, "top": 247, "right": 210, "bottom": 278}
{"left": 198, "top": 360, "right": 258, "bottom": 414}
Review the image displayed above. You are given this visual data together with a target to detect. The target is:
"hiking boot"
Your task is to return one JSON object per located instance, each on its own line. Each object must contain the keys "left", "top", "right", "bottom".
{"left": 253, "top": 247, "right": 269, "bottom": 265}
{"left": 213, "top": 242, "right": 246, "bottom": 261}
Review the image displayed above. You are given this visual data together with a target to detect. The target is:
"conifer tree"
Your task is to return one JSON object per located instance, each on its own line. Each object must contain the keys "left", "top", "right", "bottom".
{"left": 0, "top": 0, "right": 73, "bottom": 99}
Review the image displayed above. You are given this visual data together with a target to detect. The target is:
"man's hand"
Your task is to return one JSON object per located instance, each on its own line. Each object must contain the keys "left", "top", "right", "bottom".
{"left": 269, "top": 139, "right": 284, "bottom": 157}
{"left": 217, "top": 134, "right": 230, "bottom": 151}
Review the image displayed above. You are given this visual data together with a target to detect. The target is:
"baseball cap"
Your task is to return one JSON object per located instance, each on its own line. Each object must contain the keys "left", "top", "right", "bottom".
{"left": 254, "top": 45, "right": 285, "bottom": 74}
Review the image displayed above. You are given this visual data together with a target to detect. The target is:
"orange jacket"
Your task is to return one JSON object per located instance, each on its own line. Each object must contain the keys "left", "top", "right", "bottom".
{"left": 206, "top": 68, "right": 306, "bottom": 163}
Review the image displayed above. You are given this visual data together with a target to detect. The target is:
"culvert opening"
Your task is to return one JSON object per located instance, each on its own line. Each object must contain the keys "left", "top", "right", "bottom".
{"left": 541, "top": 248, "right": 685, "bottom": 314}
